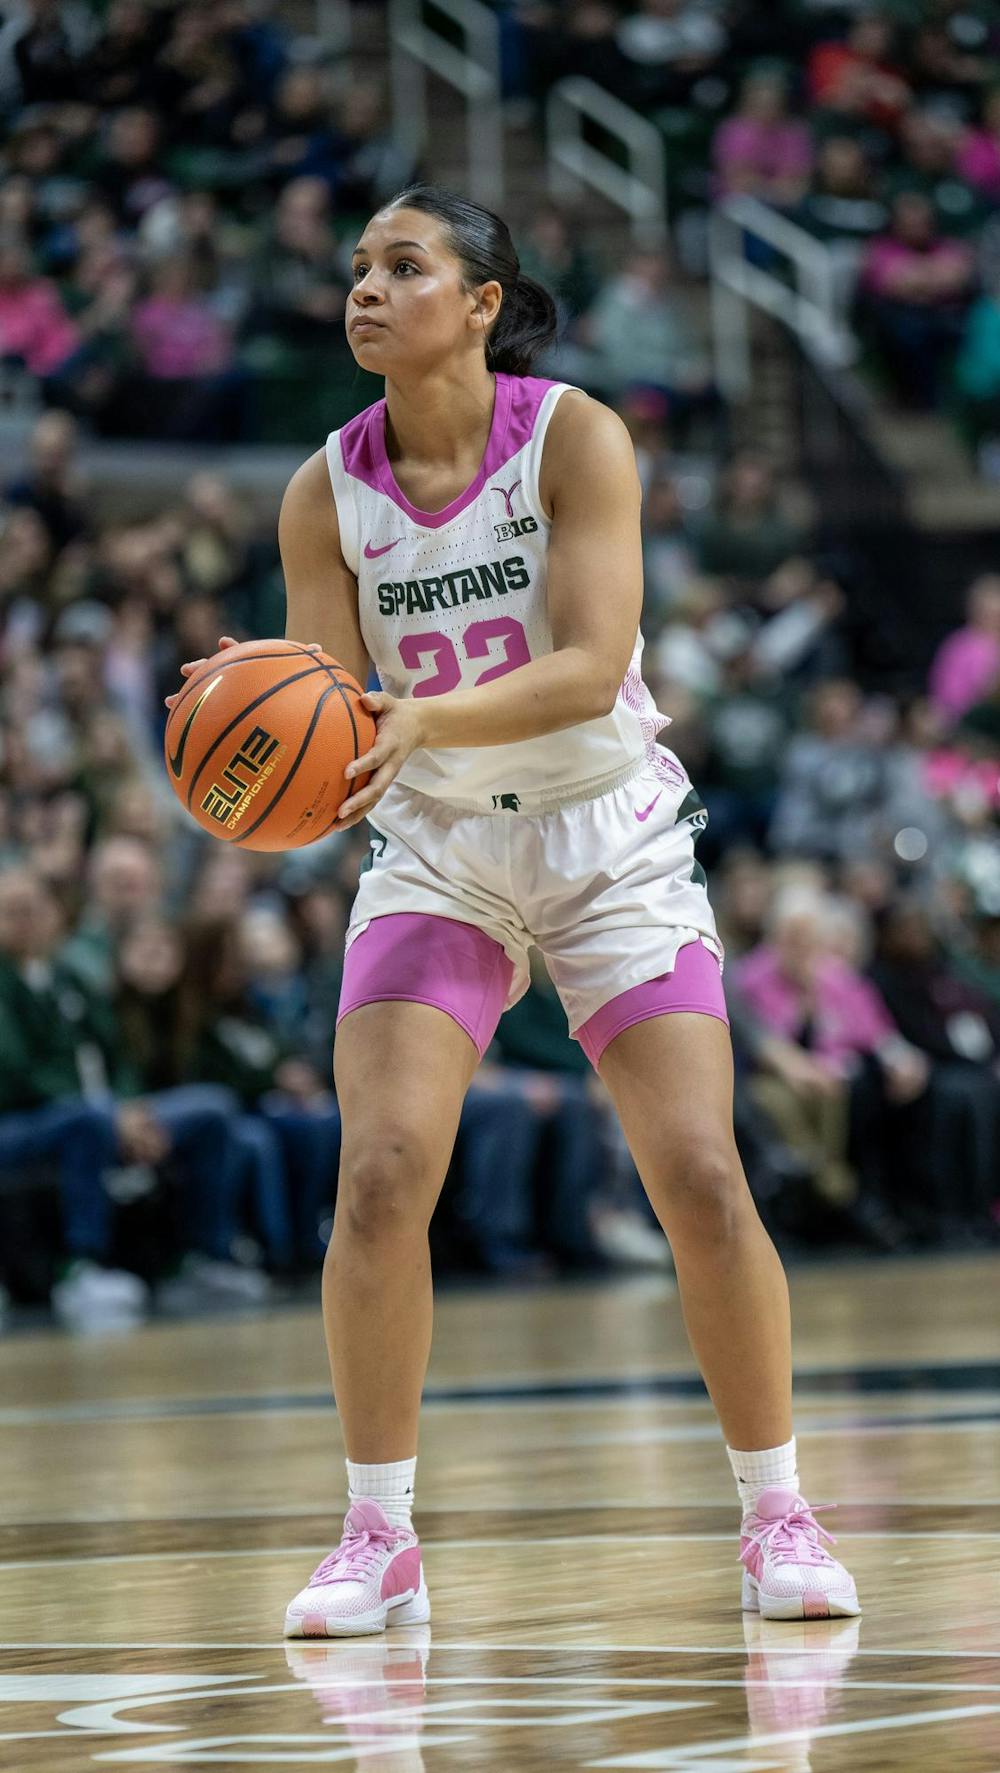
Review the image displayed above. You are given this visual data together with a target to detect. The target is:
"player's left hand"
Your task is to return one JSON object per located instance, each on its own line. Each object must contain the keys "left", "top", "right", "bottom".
{"left": 336, "top": 690, "right": 426, "bottom": 828}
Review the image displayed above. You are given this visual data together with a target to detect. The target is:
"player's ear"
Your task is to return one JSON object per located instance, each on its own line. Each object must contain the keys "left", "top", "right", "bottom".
{"left": 470, "top": 278, "right": 503, "bottom": 334}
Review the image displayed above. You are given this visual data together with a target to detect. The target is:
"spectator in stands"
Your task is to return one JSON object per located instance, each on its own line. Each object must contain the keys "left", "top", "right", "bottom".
{"left": 127, "top": 253, "right": 247, "bottom": 441}
{"left": 807, "top": 12, "right": 910, "bottom": 133}
{"left": 264, "top": 64, "right": 343, "bottom": 192}
{"left": 330, "top": 81, "right": 417, "bottom": 213}
{"left": 954, "top": 271, "right": 1000, "bottom": 467}
{"left": 870, "top": 898, "right": 1000, "bottom": 1236}
{"left": 769, "top": 678, "right": 894, "bottom": 862}
{"left": 0, "top": 863, "right": 251, "bottom": 1327}
{"left": 713, "top": 67, "right": 814, "bottom": 208}
{"left": 958, "top": 87, "right": 1000, "bottom": 202}
{"left": 616, "top": 0, "right": 728, "bottom": 109}
{"left": 795, "top": 135, "right": 887, "bottom": 250}
{"left": 77, "top": 0, "right": 162, "bottom": 114}
{"left": 860, "top": 191, "right": 975, "bottom": 407}
{"left": 884, "top": 108, "right": 984, "bottom": 238}
{"left": 520, "top": 202, "right": 602, "bottom": 332}
{"left": 736, "top": 883, "right": 929, "bottom": 1245}
{"left": 246, "top": 177, "right": 348, "bottom": 350}
{"left": 12, "top": 0, "right": 87, "bottom": 103}
{"left": 691, "top": 451, "right": 808, "bottom": 581}
{"left": 640, "top": 475, "right": 697, "bottom": 623}
{"left": 64, "top": 835, "right": 162, "bottom": 991}
{"left": 4, "top": 409, "right": 87, "bottom": 553}
{"left": 581, "top": 247, "right": 715, "bottom": 434}
{"left": 93, "top": 105, "right": 172, "bottom": 226}
{"left": 928, "top": 574, "right": 1000, "bottom": 725}
{"left": 0, "top": 235, "right": 78, "bottom": 380}
{"left": 519, "top": 2, "right": 634, "bottom": 108}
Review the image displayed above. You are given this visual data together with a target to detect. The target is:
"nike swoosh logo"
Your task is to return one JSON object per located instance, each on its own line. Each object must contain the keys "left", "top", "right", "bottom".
{"left": 635, "top": 793, "right": 662, "bottom": 823}
{"left": 167, "top": 673, "right": 223, "bottom": 778}
{"left": 364, "top": 538, "right": 403, "bottom": 559}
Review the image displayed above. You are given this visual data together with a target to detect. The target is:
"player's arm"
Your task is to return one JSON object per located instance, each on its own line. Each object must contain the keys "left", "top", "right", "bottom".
{"left": 335, "top": 394, "right": 643, "bottom": 824}
{"left": 417, "top": 392, "right": 642, "bottom": 747}
{"left": 278, "top": 448, "right": 369, "bottom": 686}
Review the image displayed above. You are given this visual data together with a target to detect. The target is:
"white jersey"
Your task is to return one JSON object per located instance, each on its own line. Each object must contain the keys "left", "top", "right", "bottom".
{"left": 325, "top": 372, "right": 669, "bottom": 810}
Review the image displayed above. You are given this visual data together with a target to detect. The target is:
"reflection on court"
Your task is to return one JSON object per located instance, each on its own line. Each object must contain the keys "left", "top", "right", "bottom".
{"left": 0, "top": 1255, "right": 997, "bottom": 1770}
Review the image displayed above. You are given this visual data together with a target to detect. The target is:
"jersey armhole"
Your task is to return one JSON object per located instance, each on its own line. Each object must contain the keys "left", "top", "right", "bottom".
{"left": 522, "top": 382, "right": 575, "bottom": 528}
{"left": 325, "top": 430, "right": 360, "bottom": 576}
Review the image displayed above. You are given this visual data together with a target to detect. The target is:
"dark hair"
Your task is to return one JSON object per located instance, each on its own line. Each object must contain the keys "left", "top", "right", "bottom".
{"left": 383, "top": 182, "right": 558, "bottom": 374}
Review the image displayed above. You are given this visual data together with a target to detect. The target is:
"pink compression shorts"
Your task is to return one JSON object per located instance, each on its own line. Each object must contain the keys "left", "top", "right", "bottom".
{"left": 337, "top": 913, "right": 728, "bottom": 1069}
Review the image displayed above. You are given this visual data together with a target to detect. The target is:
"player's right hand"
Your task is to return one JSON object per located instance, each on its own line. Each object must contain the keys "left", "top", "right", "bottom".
{"left": 164, "top": 635, "right": 325, "bottom": 708}
{"left": 164, "top": 634, "right": 239, "bottom": 709}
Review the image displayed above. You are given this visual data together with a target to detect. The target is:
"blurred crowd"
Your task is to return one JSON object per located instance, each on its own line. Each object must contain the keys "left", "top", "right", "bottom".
{"left": 0, "top": 1, "right": 999, "bottom": 1332}
{"left": 0, "top": 0, "right": 412, "bottom": 441}
{"left": 0, "top": 403, "right": 998, "bottom": 1331}
{"left": 3, "top": 3, "right": 1000, "bottom": 459}
{"left": 509, "top": 0, "right": 1000, "bottom": 465}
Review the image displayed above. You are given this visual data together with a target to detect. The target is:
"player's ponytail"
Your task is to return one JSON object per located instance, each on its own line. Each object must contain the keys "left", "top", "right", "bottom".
{"left": 383, "top": 183, "right": 559, "bottom": 373}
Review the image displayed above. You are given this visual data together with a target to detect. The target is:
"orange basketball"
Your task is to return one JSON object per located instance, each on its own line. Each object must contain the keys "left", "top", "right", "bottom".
{"left": 163, "top": 639, "right": 376, "bottom": 851}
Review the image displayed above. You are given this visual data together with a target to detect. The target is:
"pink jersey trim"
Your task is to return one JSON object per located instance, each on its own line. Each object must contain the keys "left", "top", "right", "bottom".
{"left": 576, "top": 939, "right": 729, "bottom": 1069}
{"left": 337, "top": 911, "right": 512, "bottom": 1057}
{"left": 339, "top": 373, "right": 558, "bottom": 530}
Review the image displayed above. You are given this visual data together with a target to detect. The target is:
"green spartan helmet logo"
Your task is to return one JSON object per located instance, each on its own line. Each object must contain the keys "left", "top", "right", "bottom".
{"left": 495, "top": 793, "right": 520, "bottom": 811}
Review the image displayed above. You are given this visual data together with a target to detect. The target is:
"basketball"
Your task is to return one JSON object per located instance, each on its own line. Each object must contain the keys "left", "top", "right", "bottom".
{"left": 163, "top": 639, "right": 376, "bottom": 851}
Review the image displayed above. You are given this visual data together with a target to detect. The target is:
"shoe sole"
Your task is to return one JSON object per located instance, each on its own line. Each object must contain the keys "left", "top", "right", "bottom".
{"left": 742, "top": 1570, "right": 861, "bottom": 1620}
{"left": 284, "top": 1579, "right": 431, "bottom": 1639}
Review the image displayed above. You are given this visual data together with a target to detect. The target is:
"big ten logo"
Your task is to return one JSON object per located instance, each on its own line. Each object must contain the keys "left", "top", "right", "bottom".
{"left": 201, "top": 725, "right": 284, "bottom": 828}
{"left": 493, "top": 515, "right": 538, "bottom": 543}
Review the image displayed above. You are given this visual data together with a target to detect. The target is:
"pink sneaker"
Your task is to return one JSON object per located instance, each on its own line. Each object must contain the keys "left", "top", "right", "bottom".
{"left": 284, "top": 1499, "right": 431, "bottom": 1638}
{"left": 740, "top": 1487, "right": 861, "bottom": 1620}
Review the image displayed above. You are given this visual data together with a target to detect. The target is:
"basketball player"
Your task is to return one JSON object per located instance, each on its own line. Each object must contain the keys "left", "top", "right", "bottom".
{"left": 171, "top": 184, "right": 860, "bottom": 1631}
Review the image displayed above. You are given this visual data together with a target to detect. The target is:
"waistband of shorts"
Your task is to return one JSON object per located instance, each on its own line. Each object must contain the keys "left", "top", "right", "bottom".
{"left": 398, "top": 754, "right": 649, "bottom": 816}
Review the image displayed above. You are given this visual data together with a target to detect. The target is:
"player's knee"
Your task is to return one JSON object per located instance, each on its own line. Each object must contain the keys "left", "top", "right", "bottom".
{"left": 653, "top": 1143, "right": 748, "bottom": 1246}
{"left": 338, "top": 1136, "right": 432, "bottom": 1243}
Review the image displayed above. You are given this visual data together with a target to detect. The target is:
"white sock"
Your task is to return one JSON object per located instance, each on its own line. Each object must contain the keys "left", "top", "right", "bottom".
{"left": 346, "top": 1456, "right": 416, "bottom": 1531}
{"left": 727, "top": 1437, "right": 799, "bottom": 1518}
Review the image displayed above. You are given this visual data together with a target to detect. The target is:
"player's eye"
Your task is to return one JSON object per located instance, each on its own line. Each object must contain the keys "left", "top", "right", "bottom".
{"left": 352, "top": 263, "right": 370, "bottom": 282}
{"left": 393, "top": 259, "right": 419, "bottom": 275}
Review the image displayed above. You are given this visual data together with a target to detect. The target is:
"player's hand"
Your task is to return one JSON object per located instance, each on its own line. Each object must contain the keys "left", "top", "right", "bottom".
{"left": 336, "top": 690, "right": 425, "bottom": 828}
{"left": 163, "top": 636, "right": 322, "bottom": 708}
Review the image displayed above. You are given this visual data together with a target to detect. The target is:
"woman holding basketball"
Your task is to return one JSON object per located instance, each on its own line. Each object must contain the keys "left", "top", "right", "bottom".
{"left": 173, "top": 184, "right": 859, "bottom": 1630}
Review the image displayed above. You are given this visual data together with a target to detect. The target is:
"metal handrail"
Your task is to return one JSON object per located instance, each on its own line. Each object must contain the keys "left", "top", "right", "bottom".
{"left": 546, "top": 77, "right": 667, "bottom": 243}
{"left": 388, "top": 0, "right": 503, "bottom": 207}
{"left": 709, "top": 194, "right": 858, "bottom": 400}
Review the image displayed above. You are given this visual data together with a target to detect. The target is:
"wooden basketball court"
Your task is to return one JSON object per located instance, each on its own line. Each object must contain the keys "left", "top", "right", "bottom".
{"left": 1, "top": 1253, "right": 998, "bottom": 1769}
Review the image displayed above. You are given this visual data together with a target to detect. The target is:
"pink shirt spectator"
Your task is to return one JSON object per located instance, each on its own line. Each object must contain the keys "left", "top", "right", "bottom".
{"left": 957, "top": 129, "right": 1000, "bottom": 201}
{"left": 713, "top": 116, "right": 814, "bottom": 195}
{"left": 928, "top": 626, "right": 1000, "bottom": 721}
{"left": 861, "top": 235, "right": 973, "bottom": 301}
{"left": 131, "top": 298, "right": 232, "bottom": 379}
{"left": 735, "top": 944, "right": 897, "bottom": 1076}
{"left": 0, "top": 281, "right": 79, "bottom": 376}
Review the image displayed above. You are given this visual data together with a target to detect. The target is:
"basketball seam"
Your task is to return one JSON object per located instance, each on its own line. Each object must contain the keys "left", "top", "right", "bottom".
{"left": 308, "top": 676, "right": 367, "bottom": 842}
{"left": 166, "top": 644, "right": 324, "bottom": 724}
{"left": 184, "top": 663, "right": 331, "bottom": 811}
{"left": 233, "top": 680, "right": 341, "bottom": 846}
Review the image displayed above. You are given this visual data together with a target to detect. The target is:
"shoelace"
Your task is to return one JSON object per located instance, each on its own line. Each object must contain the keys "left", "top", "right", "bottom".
{"left": 740, "top": 1499, "right": 838, "bottom": 1570}
{"left": 308, "top": 1523, "right": 402, "bottom": 1587}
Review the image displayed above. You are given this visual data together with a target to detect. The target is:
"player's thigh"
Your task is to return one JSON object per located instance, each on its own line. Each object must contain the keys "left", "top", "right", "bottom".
{"left": 597, "top": 1011, "right": 749, "bottom": 1232}
{"left": 333, "top": 1000, "right": 481, "bottom": 1230}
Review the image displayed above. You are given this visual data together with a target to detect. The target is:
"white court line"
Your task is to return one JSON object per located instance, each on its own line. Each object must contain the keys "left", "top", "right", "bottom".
{"left": 3, "top": 1494, "right": 999, "bottom": 1525}
{"left": 2, "top": 1641, "right": 999, "bottom": 1659}
{"left": 587, "top": 1702, "right": 1000, "bottom": 1768}
{"left": 2, "top": 1528, "right": 1000, "bottom": 1575}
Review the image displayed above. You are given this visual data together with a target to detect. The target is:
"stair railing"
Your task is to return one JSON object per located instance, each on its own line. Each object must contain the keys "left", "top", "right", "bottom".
{"left": 546, "top": 76, "right": 667, "bottom": 244}
{"left": 388, "top": 0, "right": 504, "bottom": 207}
{"left": 709, "top": 195, "right": 857, "bottom": 400}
